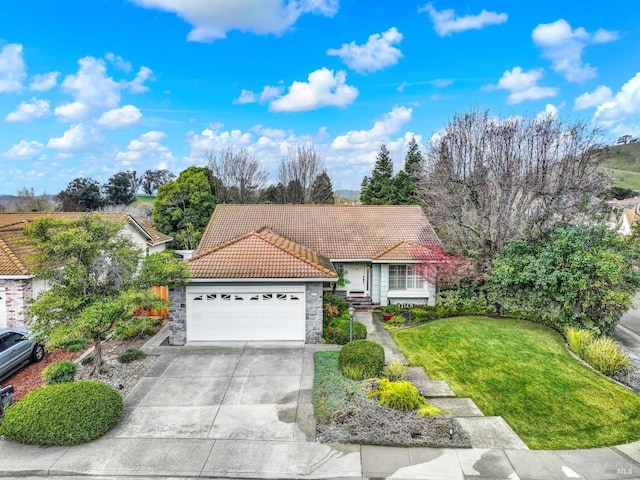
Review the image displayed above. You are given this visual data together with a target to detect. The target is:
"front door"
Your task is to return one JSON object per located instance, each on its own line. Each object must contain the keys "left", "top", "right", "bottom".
{"left": 344, "top": 263, "right": 367, "bottom": 296}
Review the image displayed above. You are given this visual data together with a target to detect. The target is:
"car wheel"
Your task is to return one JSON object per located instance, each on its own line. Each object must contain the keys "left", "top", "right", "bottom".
{"left": 31, "top": 344, "right": 45, "bottom": 362}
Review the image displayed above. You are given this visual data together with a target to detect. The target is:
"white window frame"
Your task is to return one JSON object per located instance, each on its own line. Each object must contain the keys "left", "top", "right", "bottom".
{"left": 389, "top": 265, "right": 424, "bottom": 290}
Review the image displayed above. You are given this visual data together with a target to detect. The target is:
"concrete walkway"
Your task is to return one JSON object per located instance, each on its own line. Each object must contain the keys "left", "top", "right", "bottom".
{"left": 2, "top": 318, "right": 640, "bottom": 479}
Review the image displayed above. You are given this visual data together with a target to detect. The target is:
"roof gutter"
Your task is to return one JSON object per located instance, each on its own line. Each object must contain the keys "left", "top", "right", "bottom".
{"left": 189, "top": 277, "right": 336, "bottom": 283}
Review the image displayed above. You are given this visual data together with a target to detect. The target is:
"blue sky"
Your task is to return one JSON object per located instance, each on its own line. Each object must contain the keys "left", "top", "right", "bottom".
{"left": 0, "top": 1, "right": 638, "bottom": 195}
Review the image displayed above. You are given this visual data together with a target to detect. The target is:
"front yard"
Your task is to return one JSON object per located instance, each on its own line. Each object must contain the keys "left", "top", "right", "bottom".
{"left": 392, "top": 317, "right": 640, "bottom": 450}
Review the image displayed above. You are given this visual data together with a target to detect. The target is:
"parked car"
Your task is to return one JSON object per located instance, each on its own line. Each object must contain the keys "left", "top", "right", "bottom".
{"left": 0, "top": 383, "right": 14, "bottom": 417}
{"left": 0, "top": 327, "right": 45, "bottom": 381}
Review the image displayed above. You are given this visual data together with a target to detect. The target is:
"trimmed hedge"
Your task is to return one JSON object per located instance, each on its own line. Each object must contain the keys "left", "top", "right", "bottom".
{"left": 0, "top": 381, "right": 123, "bottom": 446}
{"left": 339, "top": 339, "right": 384, "bottom": 380}
{"left": 42, "top": 361, "right": 77, "bottom": 385}
{"left": 325, "top": 318, "right": 367, "bottom": 345}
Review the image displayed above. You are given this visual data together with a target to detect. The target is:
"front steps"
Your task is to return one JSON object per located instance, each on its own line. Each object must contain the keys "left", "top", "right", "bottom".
{"left": 347, "top": 296, "right": 380, "bottom": 310}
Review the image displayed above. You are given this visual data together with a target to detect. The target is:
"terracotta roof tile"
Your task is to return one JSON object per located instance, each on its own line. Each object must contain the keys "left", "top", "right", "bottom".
{"left": 0, "top": 212, "right": 171, "bottom": 276}
{"left": 196, "top": 205, "right": 441, "bottom": 260}
{"left": 189, "top": 228, "right": 337, "bottom": 279}
{"left": 372, "top": 240, "right": 439, "bottom": 261}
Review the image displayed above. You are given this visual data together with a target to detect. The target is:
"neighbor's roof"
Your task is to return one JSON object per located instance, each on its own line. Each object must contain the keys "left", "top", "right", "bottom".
{"left": 196, "top": 204, "right": 441, "bottom": 260}
{"left": 0, "top": 212, "right": 171, "bottom": 276}
{"left": 189, "top": 227, "right": 337, "bottom": 279}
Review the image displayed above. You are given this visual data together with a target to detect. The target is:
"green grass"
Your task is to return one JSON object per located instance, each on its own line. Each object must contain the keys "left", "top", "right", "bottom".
{"left": 608, "top": 168, "right": 640, "bottom": 191}
{"left": 130, "top": 195, "right": 156, "bottom": 209}
{"left": 391, "top": 317, "right": 640, "bottom": 450}
{"left": 605, "top": 144, "right": 640, "bottom": 190}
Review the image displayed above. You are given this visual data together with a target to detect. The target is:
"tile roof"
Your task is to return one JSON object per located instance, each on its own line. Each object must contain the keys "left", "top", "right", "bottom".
{"left": 0, "top": 212, "right": 171, "bottom": 276}
{"left": 372, "top": 240, "right": 439, "bottom": 261}
{"left": 196, "top": 204, "right": 442, "bottom": 260}
{"left": 188, "top": 228, "right": 337, "bottom": 279}
{"left": 131, "top": 216, "right": 173, "bottom": 245}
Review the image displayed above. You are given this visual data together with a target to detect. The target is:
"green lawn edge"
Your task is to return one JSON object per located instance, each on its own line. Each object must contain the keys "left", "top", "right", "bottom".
{"left": 391, "top": 316, "right": 640, "bottom": 450}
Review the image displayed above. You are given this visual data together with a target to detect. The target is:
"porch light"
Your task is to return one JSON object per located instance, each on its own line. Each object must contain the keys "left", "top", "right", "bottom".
{"left": 348, "top": 305, "right": 355, "bottom": 342}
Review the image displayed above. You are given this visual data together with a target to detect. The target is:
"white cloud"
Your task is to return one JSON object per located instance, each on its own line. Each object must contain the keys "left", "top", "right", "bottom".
{"left": 532, "top": 19, "right": 619, "bottom": 83}
{"left": 419, "top": 3, "right": 507, "bottom": 37}
{"left": 2, "top": 140, "right": 44, "bottom": 159}
{"left": 0, "top": 43, "right": 26, "bottom": 93}
{"left": 47, "top": 123, "right": 104, "bottom": 153}
{"left": 127, "top": 66, "right": 154, "bottom": 93}
{"left": 105, "top": 53, "right": 132, "bottom": 72}
{"left": 96, "top": 105, "right": 143, "bottom": 128}
{"left": 327, "top": 27, "right": 403, "bottom": 74}
{"left": 332, "top": 106, "right": 413, "bottom": 150}
{"left": 116, "top": 130, "right": 174, "bottom": 167}
{"left": 130, "top": 0, "right": 339, "bottom": 42}
{"left": 488, "top": 67, "right": 557, "bottom": 104}
{"left": 29, "top": 71, "right": 59, "bottom": 91}
{"left": 536, "top": 103, "right": 559, "bottom": 120}
{"left": 55, "top": 56, "right": 121, "bottom": 121}
{"left": 233, "top": 85, "right": 284, "bottom": 105}
{"left": 574, "top": 85, "right": 613, "bottom": 111}
{"left": 593, "top": 72, "right": 640, "bottom": 128}
{"left": 269, "top": 68, "right": 358, "bottom": 112}
{"left": 5, "top": 98, "right": 50, "bottom": 122}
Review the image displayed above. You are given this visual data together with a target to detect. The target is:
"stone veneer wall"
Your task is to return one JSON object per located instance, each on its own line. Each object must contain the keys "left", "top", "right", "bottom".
{"left": 169, "top": 285, "right": 186, "bottom": 345}
{"left": 305, "top": 282, "right": 323, "bottom": 344}
{"left": 5, "top": 279, "right": 32, "bottom": 327}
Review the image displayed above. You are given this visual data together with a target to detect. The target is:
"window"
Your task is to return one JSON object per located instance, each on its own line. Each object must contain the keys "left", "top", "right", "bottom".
{"left": 389, "top": 265, "right": 423, "bottom": 290}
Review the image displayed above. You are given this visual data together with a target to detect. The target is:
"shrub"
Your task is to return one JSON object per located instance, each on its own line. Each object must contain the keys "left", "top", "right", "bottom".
{"left": 383, "top": 304, "right": 403, "bottom": 315}
{"left": 0, "top": 381, "right": 123, "bottom": 446}
{"left": 118, "top": 347, "right": 146, "bottom": 364}
{"left": 324, "top": 318, "right": 367, "bottom": 345}
{"left": 417, "top": 404, "right": 449, "bottom": 417}
{"left": 582, "top": 337, "right": 631, "bottom": 376}
{"left": 339, "top": 339, "right": 384, "bottom": 380}
{"left": 42, "top": 361, "right": 77, "bottom": 385}
{"left": 113, "top": 317, "right": 156, "bottom": 340}
{"left": 565, "top": 327, "right": 595, "bottom": 357}
{"left": 80, "top": 355, "right": 94, "bottom": 366}
{"left": 367, "top": 378, "right": 426, "bottom": 411}
{"left": 323, "top": 293, "right": 349, "bottom": 313}
{"left": 382, "top": 360, "right": 408, "bottom": 381}
{"left": 313, "top": 351, "right": 365, "bottom": 421}
{"left": 58, "top": 338, "right": 90, "bottom": 352}
{"left": 388, "top": 315, "right": 406, "bottom": 325}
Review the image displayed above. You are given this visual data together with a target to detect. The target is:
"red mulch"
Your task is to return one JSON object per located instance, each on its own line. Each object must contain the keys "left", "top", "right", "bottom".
{"left": 2, "top": 348, "right": 87, "bottom": 401}
{"left": 2, "top": 337, "right": 152, "bottom": 401}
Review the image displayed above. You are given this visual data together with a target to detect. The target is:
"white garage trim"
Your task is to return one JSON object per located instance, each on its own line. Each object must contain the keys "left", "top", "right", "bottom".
{"left": 186, "top": 284, "right": 306, "bottom": 342}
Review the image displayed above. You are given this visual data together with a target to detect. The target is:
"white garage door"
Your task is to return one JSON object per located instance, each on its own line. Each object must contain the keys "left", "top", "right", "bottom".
{"left": 187, "top": 285, "right": 306, "bottom": 341}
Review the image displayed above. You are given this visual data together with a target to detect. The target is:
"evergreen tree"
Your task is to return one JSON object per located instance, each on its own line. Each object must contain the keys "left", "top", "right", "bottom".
{"left": 394, "top": 136, "right": 423, "bottom": 205}
{"left": 310, "top": 171, "right": 334, "bottom": 204}
{"left": 57, "top": 177, "right": 104, "bottom": 211}
{"left": 360, "top": 144, "right": 396, "bottom": 205}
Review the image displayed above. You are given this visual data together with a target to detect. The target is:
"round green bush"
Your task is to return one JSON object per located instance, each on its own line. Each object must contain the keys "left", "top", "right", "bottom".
{"left": 0, "top": 381, "right": 123, "bottom": 446}
{"left": 339, "top": 339, "right": 385, "bottom": 380}
{"left": 42, "top": 360, "right": 77, "bottom": 385}
{"left": 118, "top": 347, "right": 146, "bottom": 363}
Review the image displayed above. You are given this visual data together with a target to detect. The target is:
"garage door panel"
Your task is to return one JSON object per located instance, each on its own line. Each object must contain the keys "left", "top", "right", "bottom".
{"left": 187, "top": 288, "right": 305, "bottom": 342}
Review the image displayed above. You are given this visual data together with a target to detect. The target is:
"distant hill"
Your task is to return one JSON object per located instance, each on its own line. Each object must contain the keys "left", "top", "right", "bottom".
{"left": 605, "top": 143, "right": 640, "bottom": 191}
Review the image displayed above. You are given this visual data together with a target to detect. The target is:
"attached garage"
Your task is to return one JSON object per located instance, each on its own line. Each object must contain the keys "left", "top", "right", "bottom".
{"left": 186, "top": 285, "right": 305, "bottom": 341}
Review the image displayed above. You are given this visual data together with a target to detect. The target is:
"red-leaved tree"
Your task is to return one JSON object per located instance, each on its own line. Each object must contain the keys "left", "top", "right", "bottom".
{"left": 413, "top": 245, "right": 474, "bottom": 293}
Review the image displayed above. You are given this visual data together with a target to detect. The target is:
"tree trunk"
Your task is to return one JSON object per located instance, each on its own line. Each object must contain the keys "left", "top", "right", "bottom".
{"left": 91, "top": 336, "right": 102, "bottom": 377}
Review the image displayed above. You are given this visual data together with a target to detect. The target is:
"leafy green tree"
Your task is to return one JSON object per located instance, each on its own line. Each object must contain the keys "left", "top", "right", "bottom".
{"left": 360, "top": 144, "right": 397, "bottom": 205}
{"left": 152, "top": 166, "right": 217, "bottom": 249}
{"left": 259, "top": 184, "right": 286, "bottom": 204}
{"left": 394, "top": 137, "right": 422, "bottom": 205}
{"left": 141, "top": 169, "right": 175, "bottom": 196}
{"left": 103, "top": 171, "right": 139, "bottom": 205}
{"left": 487, "top": 225, "right": 640, "bottom": 334}
{"left": 24, "top": 215, "right": 189, "bottom": 376}
{"left": 56, "top": 177, "right": 104, "bottom": 211}
{"left": 310, "top": 171, "right": 335, "bottom": 204}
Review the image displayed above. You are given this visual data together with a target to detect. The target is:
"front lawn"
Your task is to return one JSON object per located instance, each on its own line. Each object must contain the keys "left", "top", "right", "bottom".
{"left": 391, "top": 317, "right": 640, "bottom": 450}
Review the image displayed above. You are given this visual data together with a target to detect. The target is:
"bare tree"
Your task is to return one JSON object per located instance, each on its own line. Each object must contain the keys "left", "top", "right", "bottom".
{"left": 207, "top": 148, "right": 268, "bottom": 204}
{"left": 278, "top": 145, "right": 323, "bottom": 203}
{"left": 419, "top": 109, "right": 612, "bottom": 270}
{"left": 10, "top": 187, "right": 55, "bottom": 212}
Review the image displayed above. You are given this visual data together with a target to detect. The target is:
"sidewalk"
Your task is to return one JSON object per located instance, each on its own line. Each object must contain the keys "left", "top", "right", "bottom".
{"left": 2, "top": 316, "right": 640, "bottom": 479}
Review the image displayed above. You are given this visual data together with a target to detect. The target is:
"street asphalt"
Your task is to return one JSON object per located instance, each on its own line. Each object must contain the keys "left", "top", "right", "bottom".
{"left": 1, "top": 312, "right": 640, "bottom": 479}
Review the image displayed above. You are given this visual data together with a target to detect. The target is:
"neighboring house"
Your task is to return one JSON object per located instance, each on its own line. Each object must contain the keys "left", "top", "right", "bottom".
{"left": 0, "top": 212, "right": 172, "bottom": 328}
{"left": 169, "top": 204, "right": 442, "bottom": 345}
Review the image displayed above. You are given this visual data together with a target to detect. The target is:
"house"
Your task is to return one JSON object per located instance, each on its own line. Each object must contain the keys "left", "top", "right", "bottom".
{"left": 169, "top": 204, "right": 442, "bottom": 345}
{"left": 0, "top": 212, "right": 172, "bottom": 328}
